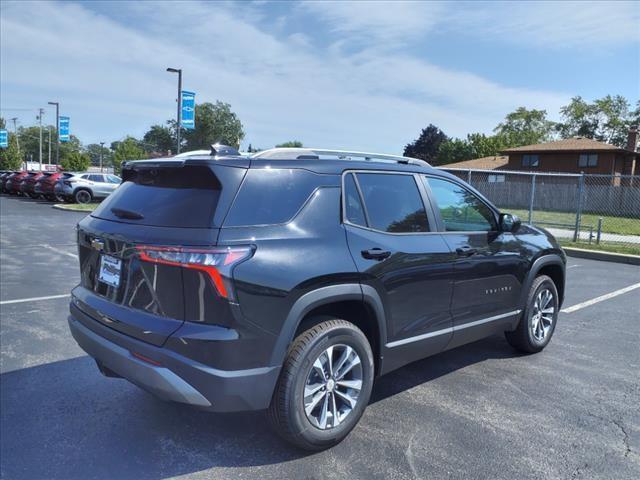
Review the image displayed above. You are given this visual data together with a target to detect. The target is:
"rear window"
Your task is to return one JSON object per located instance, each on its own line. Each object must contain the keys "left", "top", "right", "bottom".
{"left": 92, "top": 165, "right": 222, "bottom": 228}
{"left": 224, "top": 168, "right": 323, "bottom": 226}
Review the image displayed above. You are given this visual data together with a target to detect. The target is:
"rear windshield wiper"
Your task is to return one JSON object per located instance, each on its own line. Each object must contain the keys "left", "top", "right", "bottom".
{"left": 111, "top": 207, "right": 144, "bottom": 220}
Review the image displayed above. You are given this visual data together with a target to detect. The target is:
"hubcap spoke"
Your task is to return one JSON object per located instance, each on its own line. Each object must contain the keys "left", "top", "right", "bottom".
{"left": 336, "top": 379, "right": 362, "bottom": 391}
{"left": 305, "top": 390, "right": 326, "bottom": 416}
{"left": 336, "top": 352, "right": 361, "bottom": 381}
{"left": 334, "top": 388, "right": 358, "bottom": 408}
{"left": 330, "top": 393, "right": 340, "bottom": 427}
{"left": 304, "top": 343, "right": 363, "bottom": 430}
{"left": 318, "top": 393, "right": 329, "bottom": 429}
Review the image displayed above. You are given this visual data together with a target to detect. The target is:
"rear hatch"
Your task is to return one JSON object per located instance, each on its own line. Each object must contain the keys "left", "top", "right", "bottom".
{"left": 75, "top": 158, "right": 249, "bottom": 345}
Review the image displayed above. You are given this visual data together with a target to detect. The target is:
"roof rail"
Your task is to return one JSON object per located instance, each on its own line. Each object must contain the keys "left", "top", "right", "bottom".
{"left": 252, "top": 147, "right": 430, "bottom": 168}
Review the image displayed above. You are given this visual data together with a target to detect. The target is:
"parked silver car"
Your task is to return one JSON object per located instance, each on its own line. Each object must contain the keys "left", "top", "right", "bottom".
{"left": 55, "top": 173, "right": 121, "bottom": 204}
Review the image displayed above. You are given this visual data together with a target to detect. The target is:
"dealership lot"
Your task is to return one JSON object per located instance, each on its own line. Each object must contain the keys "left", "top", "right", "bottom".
{"left": 1, "top": 195, "right": 638, "bottom": 480}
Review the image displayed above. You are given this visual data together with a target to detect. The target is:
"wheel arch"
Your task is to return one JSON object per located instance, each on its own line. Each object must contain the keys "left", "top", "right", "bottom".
{"left": 270, "top": 284, "right": 387, "bottom": 374}
{"left": 520, "top": 254, "right": 566, "bottom": 309}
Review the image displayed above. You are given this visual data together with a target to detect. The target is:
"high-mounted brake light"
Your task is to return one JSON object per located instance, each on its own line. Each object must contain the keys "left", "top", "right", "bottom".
{"left": 135, "top": 245, "right": 253, "bottom": 299}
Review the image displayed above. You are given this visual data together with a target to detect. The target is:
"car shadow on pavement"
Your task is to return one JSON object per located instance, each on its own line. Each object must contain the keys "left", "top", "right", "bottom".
{"left": 370, "top": 334, "right": 520, "bottom": 405}
{"left": 0, "top": 335, "right": 518, "bottom": 480}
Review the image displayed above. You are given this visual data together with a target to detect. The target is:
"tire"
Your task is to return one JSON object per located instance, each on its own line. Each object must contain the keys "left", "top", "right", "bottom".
{"left": 27, "top": 192, "right": 39, "bottom": 199}
{"left": 268, "top": 319, "right": 374, "bottom": 451}
{"left": 505, "top": 275, "right": 559, "bottom": 353}
{"left": 74, "top": 189, "right": 92, "bottom": 204}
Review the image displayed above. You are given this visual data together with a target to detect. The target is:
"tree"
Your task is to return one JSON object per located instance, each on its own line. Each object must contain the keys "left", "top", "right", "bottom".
{"left": 181, "top": 101, "right": 244, "bottom": 150}
{"left": 0, "top": 133, "right": 22, "bottom": 170}
{"left": 275, "top": 140, "right": 303, "bottom": 148}
{"left": 113, "top": 136, "right": 145, "bottom": 174}
{"left": 493, "top": 107, "right": 555, "bottom": 146}
{"left": 435, "top": 138, "right": 474, "bottom": 165}
{"left": 60, "top": 151, "right": 90, "bottom": 172}
{"left": 557, "top": 95, "right": 635, "bottom": 147}
{"left": 404, "top": 124, "right": 448, "bottom": 163}
{"left": 143, "top": 124, "right": 174, "bottom": 155}
{"left": 84, "top": 143, "right": 113, "bottom": 167}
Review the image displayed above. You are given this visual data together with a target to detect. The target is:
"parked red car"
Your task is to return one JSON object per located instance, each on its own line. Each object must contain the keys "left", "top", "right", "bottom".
{"left": 36, "top": 172, "right": 68, "bottom": 201}
{"left": 5, "top": 171, "right": 30, "bottom": 195}
{"left": 1, "top": 171, "right": 17, "bottom": 193}
{"left": 20, "top": 172, "right": 46, "bottom": 199}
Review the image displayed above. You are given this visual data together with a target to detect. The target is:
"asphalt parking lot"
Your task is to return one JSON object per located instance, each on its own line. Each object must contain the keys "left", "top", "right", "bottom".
{"left": 1, "top": 194, "right": 639, "bottom": 480}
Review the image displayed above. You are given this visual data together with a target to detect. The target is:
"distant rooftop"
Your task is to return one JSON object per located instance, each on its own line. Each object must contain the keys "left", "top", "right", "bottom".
{"left": 442, "top": 155, "right": 509, "bottom": 170}
{"left": 501, "top": 137, "right": 634, "bottom": 154}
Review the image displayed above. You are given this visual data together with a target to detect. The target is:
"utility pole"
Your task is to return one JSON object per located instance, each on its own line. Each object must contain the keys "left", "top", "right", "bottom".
{"left": 10, "top": 117, "right": 20, "bottom": 154}
{"left": 38, "top": 108, "right": 44, "bottom": 170}
{"left": 166, "top": 67, "right": 182, "bottom": 154}
{"left": 99, "top": 142, "right": 105, "bottom": 172}
{"left": 47, "top": 102, "right": 59, "bottom": 164}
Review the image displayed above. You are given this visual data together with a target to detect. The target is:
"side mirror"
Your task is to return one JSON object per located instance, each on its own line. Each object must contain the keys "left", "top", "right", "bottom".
{"left": 499, "top": 213, "right": 521, "bottom": 233}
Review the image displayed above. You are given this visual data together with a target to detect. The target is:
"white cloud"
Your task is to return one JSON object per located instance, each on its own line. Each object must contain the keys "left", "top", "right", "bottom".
{"left": 455, "top": 0, "right": 640, "bottom": 49}
{"left": 299, "top": 1, "right": 446, "bottom": 48}
{"left": 1, "top": 0, "right": 577, "bottom": 153}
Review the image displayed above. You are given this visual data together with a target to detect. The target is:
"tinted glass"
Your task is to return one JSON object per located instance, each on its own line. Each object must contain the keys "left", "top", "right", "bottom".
{"left": 355, "top": 173, "right": 428, "bottom": 233}
{"left": 92, "top": 165, "right": 221, "bottom": 228}
{"left": 343, "top": 173, "right": 366, "bottom": 226}
{"left": 225, "top": 168, "right": 323, "bottom": 226}
{"left": 107, "top": 175, "right": 121, "bottom": 184}
{"left": 88, "top": 174, "right": 104, "bottom": 182}
{"left": 425, "top": 177, "right": 496, "bottom": 232}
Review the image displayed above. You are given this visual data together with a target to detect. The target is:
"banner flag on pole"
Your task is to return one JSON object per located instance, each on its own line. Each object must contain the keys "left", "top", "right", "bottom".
{"left": 59, "top": 116, "right": 70, "bottom": 142}
{"left": 0, "top": 129, "right": 7, "bottom": 148}
{"left": 181, "top": 91, "right": 196, "bottom": 130}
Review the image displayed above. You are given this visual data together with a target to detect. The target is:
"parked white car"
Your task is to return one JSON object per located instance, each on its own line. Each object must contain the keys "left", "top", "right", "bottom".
{"left": 55, "top": 173, "right": 121, "bottom": 204}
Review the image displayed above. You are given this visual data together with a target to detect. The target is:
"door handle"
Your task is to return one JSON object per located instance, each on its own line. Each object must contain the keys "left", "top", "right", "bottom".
{"left": 361, "top": 248, "right": 391, "bottom": 261}
{"left": 456, "top": 245, "right": 477, "bottom": 257}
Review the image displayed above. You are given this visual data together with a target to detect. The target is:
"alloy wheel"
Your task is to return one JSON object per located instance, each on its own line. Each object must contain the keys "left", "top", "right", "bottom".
{"left": 303, "top": 344, "right": 363, "bottom": 430}
{"left": 75, "top": 190, "right": 91, "bottom": 204}
{"left": 531, "top": 288, "right": 555, "bottom": 341}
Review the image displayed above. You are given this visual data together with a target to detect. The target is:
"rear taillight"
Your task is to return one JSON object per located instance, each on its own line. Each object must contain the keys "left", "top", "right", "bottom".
{"left": 135, "top": 245, "right": 254, "bottom": 300}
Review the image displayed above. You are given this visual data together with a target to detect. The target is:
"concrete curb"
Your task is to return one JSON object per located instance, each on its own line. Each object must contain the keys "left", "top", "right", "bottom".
{"left": 563, "top": 247, "right": 640, "bottom": 266}
{"left": 52, "top": 204, "right": 94, "bottom": 213}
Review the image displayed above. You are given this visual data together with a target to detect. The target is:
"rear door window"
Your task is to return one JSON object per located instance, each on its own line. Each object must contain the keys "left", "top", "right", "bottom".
{"left": 92, "top": 165, "right": 223, "bottom": 228}
{"left": 353, "top": 173, "right": 429, "bottom": 233}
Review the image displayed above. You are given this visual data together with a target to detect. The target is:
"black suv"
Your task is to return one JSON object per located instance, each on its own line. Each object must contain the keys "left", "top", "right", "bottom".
{"left": 68, "top": 145, "right": 565, "bottom": 450}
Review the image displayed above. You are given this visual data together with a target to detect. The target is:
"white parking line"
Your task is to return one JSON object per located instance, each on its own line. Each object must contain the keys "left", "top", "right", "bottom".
{"left": 561, "top": 282, "right": 640, "bottom": 314}
{"left": 42, "top": 244, "right": 78, "bottom": 259}
{"left": 0, "top": 294, "right": 71, "bottom": 306}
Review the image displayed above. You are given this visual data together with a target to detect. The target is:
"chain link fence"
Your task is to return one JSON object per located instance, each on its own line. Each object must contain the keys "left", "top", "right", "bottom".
{"left": 439, "top": 168, "right": 640, "bottom": 255}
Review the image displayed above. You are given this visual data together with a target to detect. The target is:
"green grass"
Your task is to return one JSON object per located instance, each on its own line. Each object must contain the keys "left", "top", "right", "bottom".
{"left": 507, "top": 209, "right": 640, "bottom": 236}
{"left": 559, "top": 239, "right": 640, "bottom": 256}
{"left": 55, "top": 203, "right": 99, "bottom": 212}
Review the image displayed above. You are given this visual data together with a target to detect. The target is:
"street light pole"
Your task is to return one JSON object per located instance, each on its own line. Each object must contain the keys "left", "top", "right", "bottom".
{"left": 47, "top": 102, "right": 59, "bottom": 164}
{"left": 10, "top": 117, "right": 20, "bottom": 154}
{"left": 100, "top": 142, "right": 105, "bottom": 172}
{"left": 48, "top": 127, "right": 52, "bottom": 165}
{"left": 38, "top": 108, "right": 44, "bottom": 170}
{"left": 166, "top": 67, "right": 182, "bottom": 154}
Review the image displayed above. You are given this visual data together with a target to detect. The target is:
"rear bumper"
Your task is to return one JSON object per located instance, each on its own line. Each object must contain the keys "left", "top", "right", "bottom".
{"left": 68, "top": 307, "right": 280, "bottom": 412}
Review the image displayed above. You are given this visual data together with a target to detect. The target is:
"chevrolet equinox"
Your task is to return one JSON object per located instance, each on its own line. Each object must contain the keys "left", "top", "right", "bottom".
{"left": 68, "top": 145, "right": 566, "bottom": 450}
